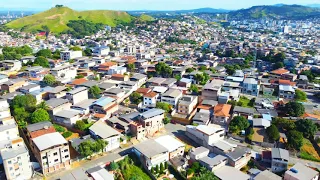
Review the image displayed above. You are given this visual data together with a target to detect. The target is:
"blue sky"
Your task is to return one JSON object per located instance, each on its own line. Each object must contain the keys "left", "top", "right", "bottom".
{"left": 1, "top": 0, "right": 320, "bottom": 11}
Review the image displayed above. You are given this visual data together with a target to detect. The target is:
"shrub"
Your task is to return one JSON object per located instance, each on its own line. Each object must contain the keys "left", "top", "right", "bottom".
{"left": 53, "top": 124, "right": 65, "bottom": 133}
{"left": 62, "top": 131, "right": 72, "bottom": 138}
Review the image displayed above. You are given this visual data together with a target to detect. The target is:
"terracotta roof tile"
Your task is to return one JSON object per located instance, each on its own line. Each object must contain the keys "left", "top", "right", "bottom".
{"left": 144, "top": 91, "right": 158, "bottom": 98}
{"left": 136, "top": 88, "right": 151, "bottom": 95}
{"left": 214, "top": 104, "right": 232, "bottom": 117}
{"left": 112, "top": 74, "right": 124, "bottom": 78}
{"left": 70, "top": 78, "right": 87, "bottom": 85}
{"left": 29, "top": 126, "right": 56, "bottom": 139}
{"left": 271, "top": 68, "right": 289, "bottom": 75}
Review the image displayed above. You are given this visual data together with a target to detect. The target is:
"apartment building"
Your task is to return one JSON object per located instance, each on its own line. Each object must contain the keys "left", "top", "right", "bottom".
{"left": 1, "top": 138, "right": 33, "bottom": 180}
{"left": 136, "top": 108, "right": 165, "bottom": 136}
{"left": 186, "top": 125, "right": 225, "bottom": 147}
{"left": 177, "top": 95, "right": 198, "bottom": 115}
{"left": 279, "top": 85, "right": 295, "bottom": 99}
{"left": 51, "top": 65, "right": 77, "bottom": 79}
{"left": 242, "top": 78, "right": 260, "bottom": 97}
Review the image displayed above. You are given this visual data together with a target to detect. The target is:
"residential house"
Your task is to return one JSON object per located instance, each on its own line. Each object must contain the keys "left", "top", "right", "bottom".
{"left": 1, "top": 60, "right": 22, "bottom": 71}
{"left": 18, "top": 84, "right": 41, "bottom": 94}
{"left": 130, "top": 73, "right": 147, "bottom": 87}
{"left": 186, "top": 125, "right": 225, "bottom": 148}
{"left": 200, "top": 155, "right": 228, "bottom": 172}
{"left": 226, "top": 147, "right": 251, "bottom": 170}
{"left": 297, "top": 75, "right": 309, "bottom": 89}
{"left": 65, "top": 87, "right": 88, "bottom": 105}
{"left": 0, "top": 74, "right": 9, "bottom": 84}
{"left": 242, "top": 78, "right": 260, "bottom": 97}
{"left": 269, "top": 68, "right": 290, "bottom": 79}
{"left": 111, "top": 74, "right": 129, "bottom": 81}
{"left": 51, "top": 65, "right": 77, "bottom": 79}
{"left": 54, "top": 110, "right": 81, "bottom": 126}
{"left": 92, "top": 46, "right": 110, "bottom": 57}
{"left": 25, "top": 66, "right": 49, "bottom": 80}
{"left": 189, "top": 146, "right": 210, "bottom": 161}
{"left": 0, "top": 100, "right": 11, "bottom": 119}
{"left": 233, "top": 106, "right": 254, "bottom": 118}
{"left": 161, "top": 78, "right": 177, "bottom": 88}
{"left": 46, "top": 98, "right": 71, "bottom": 116}
{"left": 143, "top": 91, "right": 158, "bottom": 107}
{"left": 161, "top": 89, "right": 182, "bottom": 108}
{"left": 86, "top": 166, "right": 114, "bottom": 180}
{"left": 0, "top": 117, "right": 19, "bottom": 143}
{"left": 133, "top": 139, "right": 169, "bottom": 170}
{"left": 89, "top": 120, "right": 121, "bottom": 152}
{"left": 1, "top": 78, "right": 27, "bottom": 93}
{"left": 104, "top": 88, "right": 126, "bottom": 99}
{"left": 214, "top": 166, "right": 250, "bottom": 180}
{"left": 271, "top": 148, "right": 289, "bottom": 173}
{"left": 192, "top": 112, "right": 210, "bottom": 125}
{"left": 97, "top": 62, "right": 117, "bottom": 74}
{"left": 107, "top": 116, "right": 130, "bottom": 134}
{"left": 108, "top": 66, "right": 127, "bottom": 75}
{"left": 254, "top": 170, "right": 282, "bottom": 180}
{"left": 212, "top": 104, "right": 232, "bottom": 127}
{"left": 1, "top": 138, "right": 33, "bottom": 180}
{"left": 71, "top": 99, "right": 96, "bottom": 115}
{"left": 155, "top": 135, "right": 185, "bottom": 159}
{"left": 91, "top": 97, "right": 118, "bottom": 118}
{"left": 118, "top": 81, "right": 138, "bottom": 91}
{"left": 202, "top": 80, "right": 224, "bottom": 101}
{"left": 146, "top": 77, "right": 166, "bottom": 87}
{"left": 98, "top": 82, "right": 116, "bottom": 92}
{"left": 60, "top": 51, "right": 82, "bottom": 61}
{"left": 284, "top": 163, "right": 319, "bottom": 180}
{"left": 46, "top": 86, "right": 68, "bottom": 99}
{"left": 178, "top": 78, "right": 192, "bottom": 88}
{"left": 279, "top": 85, "right": 295, "bottom": 99}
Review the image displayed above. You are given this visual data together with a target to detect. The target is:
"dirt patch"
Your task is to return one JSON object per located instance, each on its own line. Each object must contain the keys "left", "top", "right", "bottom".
{"left": 45, "top": 14, "right": 61, "bottom": 20}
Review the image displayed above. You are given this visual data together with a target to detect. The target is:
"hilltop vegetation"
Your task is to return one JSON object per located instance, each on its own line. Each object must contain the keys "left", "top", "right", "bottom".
{"left": 138, "top": 14, "right": 155, "bottom": 22}
{"left": 6, "top": 6, "right": 134, "bottom": 33}
{"left": 229, "top": 5, "right": 320, "bottom": 19}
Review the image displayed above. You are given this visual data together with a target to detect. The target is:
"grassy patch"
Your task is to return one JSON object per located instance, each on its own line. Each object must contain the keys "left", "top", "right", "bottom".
{"left": 117, "top": 155, "right": 151, "bottom": 180}
{"left": 53, "top": 124, "right": 66, "bottom": 133}
{"left": 237, "top": 96, "right": 254, "bottom": 108}
{"left": 300, "top": 139, "right": 320, "bottom": 162}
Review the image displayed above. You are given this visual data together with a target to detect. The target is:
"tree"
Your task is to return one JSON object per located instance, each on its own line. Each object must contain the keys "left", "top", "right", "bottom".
{"left": 155, "top": 165, "right": 160, "bottom": 174}
{"left": 110, "top": 162, "right": 119, "bottom": 171}
{"left": 285, "top": 101, "right": 305, "bottom": 117}
{"left": 174, "top": 74, "right": 181, "bottom": 81}
{"left": 266, "top": 124, "right": 280, "bottom": 142}
{"left": 163, "top": 117, "right": 170, "bottom": 124}
{"left": 34, "top": 56, "right": 49, "bottom": 67}
{"left": 75, "top": 74, "right": 84, "bottom": 79}
{"left": 52, "top": 49, "right": 61, "bottom": 59}
{"left": 287, "top": 130, "right": 303, "bottom": 151}
{"left": 43, "top": 74, "right": 56, "bottom": 86}
{"left": 127, "top": 63, "right": 135, "bottom": 72}
{"left": 11, "top": 94, "right": 36, "bottom": 110}
{"left": 189, "top": 84, "right": 199, "bottom": 93}
{"left": 160, "top": 163, "right": 164, "bottom": 173}
{"left": 62, "top": 131, "right": 72, "bottom": 138}
{"left": 155, "top": 62, "right": 172, "bottom": 78}
{"left": 273, "top": 62, "right": 284, "bottom": 70}
{"left": 70, "top": 46, "right": 82, "bottom": 51}
{"left": 186, "top": 68, "right": 194, "bottom": 73}
{"left": 75, "top": 120, "right": 86, "bottom": 131}
{"left": 89, "top": 85, "right": 101, "bottom": 99}
{"left": 272, "top": 117, "right": 296, "bottom": 131}
{"left": 164, "top": 162, "right": 168, "bottom": 169}
{"left": 30, "top": 109, "right": 50, "bottom": 124}
{"left": 156, "top": 102, "right": 171, "bottom": 113}
{"left": 78, "top": 141, "right": 94, "bottom": 157}
{"left": 295, "top": 89, "right": 307, "bottom": 101}
{"left": 95, "top": 139, "right": 107, "bottom": 153}
{"left": 295, "top": 119, "right": 318, "bottom": 139}
{"left": 150, "top": 167, "right": 155, "bottom": 174}
{"left": 245, "top": 127, "right": 254, "bottom": 141}
{"left": 229, "top": 116, "right": 250, "bottom": 134}
{"left": 36, "top": 49, "right": 52, "bottom": 58}
{"left": 13, "top": 107, "right": 30, "bottom": 125}
{"left": 37, "top": 101, "right": 50, "bottom": 111}
{"left": 130, "top": 92, "right": 142, "bottom": 105}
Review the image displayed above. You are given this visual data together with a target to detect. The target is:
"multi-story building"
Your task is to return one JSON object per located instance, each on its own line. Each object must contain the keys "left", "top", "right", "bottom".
{"left": 60, "top": 51, "right": 82, "bottom": 61}
{"left": 0, "top": 100, "right": 11, "bottom": 119}
{"left": 212, "top": 104, "right": 232, "bottom": 127}
{"left": 1, "top": 138, "right": 33, "bottom": 180}
{"left": 186, "top": 125, "right": 225, "bottom": 147}
{"left": 65, "top": 87, "right": 88, "bottom": 105}
{"left": 161, "top": 89, "right": 182, "bottom": 108}
{"left": 1, "top": 60, "right": 22, "bottom": 71}
{"left": 143, "top": 91, "right": 158, "bottom": 107}
{"left": 91, "top": 97, "right": 118, "bottom": 118}
{"left": 284, "top": 163, "right": 319, "bottom": 180}
{"left": 1, "top": 78, "right": 27, "bottom": 93}
{"left": 271, "top": 148, "right": 289, "bottom": 173}
{"left": 226, "top": 147, "right": 251, "bottom": 170}
{"left": 155, "top": 135, "right": 185, "bottom": 159}
{"left": 0, "top": 117, "right": 19, "bottom": 142}
{"left": 177, "top": 95, "right": 198, "bottom": 115}
{"left": 202, "top": 80, "right": 224, "bottom": 101}
{"left": 50, "top": 65, "right": 77, "bottom": 79}
{"left": 279, "top": 85, "right": 295, "bottom": 99}
{"left": 242, "top": 78, "right": 260, "bottom": 97}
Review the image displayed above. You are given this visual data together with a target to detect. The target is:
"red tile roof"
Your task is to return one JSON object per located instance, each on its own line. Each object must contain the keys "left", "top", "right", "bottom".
{"left": 29, "top": 126, "right": 56, "bottom": 139}
{"left": 136, "top": 88, "right": 151, "bottom": 95}
{"left": 214, "top": 104, "right": 232, "bottom": 117}
{"left": 144, "top": 91, "right": 158, "bottom": 98}
{"left": 70, "top": 78, "right": 87, "bottom": 85}
{"left": 270, "top": 68, "right": 289, "bottom": 75}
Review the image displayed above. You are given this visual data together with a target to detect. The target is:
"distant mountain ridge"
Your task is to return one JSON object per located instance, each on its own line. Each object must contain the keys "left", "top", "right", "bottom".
{"left": 229, "top": 4, "right": 320, "bottom": 19}
{"left": 128, "top": 7, "right": 230, "bottom": 15}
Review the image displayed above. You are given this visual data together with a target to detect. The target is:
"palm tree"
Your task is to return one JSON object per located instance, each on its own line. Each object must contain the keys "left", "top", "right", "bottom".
{"left": 37, "top": 101, "right": 50, "bottom": 111}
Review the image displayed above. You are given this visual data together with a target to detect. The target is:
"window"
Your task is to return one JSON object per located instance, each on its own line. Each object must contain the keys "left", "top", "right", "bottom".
{"left": 9, "top": 167, "right": 13, "bottom": 171}
{"left": 65, "top": 155, "right": 69, "bottom": 158}
{"left": 53, "top": 152, "right": 58, "bottom": 156}
{"left": 17, "top": 157, "right": 21, "bottom": 160}
{"left": 42, "top": 156, "right": 46, "bottom": 159}
{"left": 8, "top": 161, "right": 11, "bottom": 164}
{"left": 54, "top": 159, "right": 59, "bottom": 162}
{"left": 64, "top": 149, "right": 68, "bottom": 152}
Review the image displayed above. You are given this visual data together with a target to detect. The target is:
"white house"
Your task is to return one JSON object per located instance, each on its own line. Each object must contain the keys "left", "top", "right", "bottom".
{"left": 54, "top": 109, "right": 81, "bottom": 126}
{"left": 108, "top": 66, "right": 127, "bottom": 75}
{"left": 186, "top": 125, "right": 225, "bottom": 146}
{"left": 0, "top": 100, "right": 11, "bottom": 119}
{"left": 89, "top": 120, "right": 121, "bottom": 152}
{"left": 242, "top": 78, "right": 260, "bottom": 97}
{"left": 51, "top": 65, "right": 77, "bottom": 79}
{"left": 93, "top": 46, "right": 110, "bottom": 57}
{"left": 1, "top": 60, "right": 22, "bottom": 71}
{"left": 133, "top": 139, "right": 169, "bottom": 170}
{"left": 155, "top": 135, "right": 185, "bottom": 159}
{"left": 60, "top": 51, "right": 83, "bottom": 61}
{"left": 143, "top": 91, "right": 158, "bottom": 107}
{"left": 65, "top": 87, "right": 88, "bottom": 105}
{"left": 161, "top": 89, "right": 183, "bottom": 108}
{"left": 279, "top": 85, "right": 295, "bottom": 99}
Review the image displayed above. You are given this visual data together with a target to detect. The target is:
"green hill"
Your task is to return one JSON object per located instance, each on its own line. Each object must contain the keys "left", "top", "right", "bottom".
{"left": 138, "top": 14, "right": 155, "bottom": 22}
{"left": 6, "top": 7, "right": 134, "bottom": 33}
{"left": 229, "top": 5, "right": 320, "bottom": 19}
